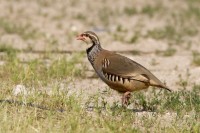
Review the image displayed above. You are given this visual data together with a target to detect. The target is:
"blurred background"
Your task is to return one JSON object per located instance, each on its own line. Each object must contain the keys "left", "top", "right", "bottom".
{"left": 0, "top": 0, "right": 199, "bottom": 51}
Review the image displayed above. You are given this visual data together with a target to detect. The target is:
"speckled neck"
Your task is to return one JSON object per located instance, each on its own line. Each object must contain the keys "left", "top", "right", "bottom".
{"left": 86, "top": 43, "right": 102, "bottom": 65}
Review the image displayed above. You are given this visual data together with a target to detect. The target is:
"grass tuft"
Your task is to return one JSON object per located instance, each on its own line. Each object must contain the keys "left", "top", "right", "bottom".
{"left": 156, "top": 48, "right": 176, "bottom": 57}
{"left": 0, "top": 18, "right": 42, "bottom": 40}
{"left": 192, "top": 51, "right": 200, "bottom": 66}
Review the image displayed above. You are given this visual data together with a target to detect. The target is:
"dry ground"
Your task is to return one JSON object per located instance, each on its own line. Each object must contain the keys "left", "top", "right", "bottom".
{"left": 0, "top": 0, "right": 199, "bottom": 132}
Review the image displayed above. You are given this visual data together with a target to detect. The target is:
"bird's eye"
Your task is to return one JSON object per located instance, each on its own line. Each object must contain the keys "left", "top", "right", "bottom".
{"left": 85, "top": 34, "right": 88, "bottom": 37}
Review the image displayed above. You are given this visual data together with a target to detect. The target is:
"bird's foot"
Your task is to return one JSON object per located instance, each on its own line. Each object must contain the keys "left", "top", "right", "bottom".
{"left": 122, "top": 91, "right": 131, "bottom": 107}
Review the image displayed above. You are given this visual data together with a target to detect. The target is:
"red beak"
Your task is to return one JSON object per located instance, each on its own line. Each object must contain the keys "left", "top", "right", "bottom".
{"left": 76, "top": 35, "right": 85, "bottom": 41}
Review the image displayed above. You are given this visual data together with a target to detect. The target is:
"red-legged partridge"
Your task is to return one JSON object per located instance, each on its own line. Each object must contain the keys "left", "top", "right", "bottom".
{"left": 77, "top": 31, "right": 171, "bottom": 106}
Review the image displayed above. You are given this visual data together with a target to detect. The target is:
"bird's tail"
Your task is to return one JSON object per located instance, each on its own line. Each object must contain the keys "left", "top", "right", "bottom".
{"left": 154, "top": 84, "right": 172, "bottom": 92}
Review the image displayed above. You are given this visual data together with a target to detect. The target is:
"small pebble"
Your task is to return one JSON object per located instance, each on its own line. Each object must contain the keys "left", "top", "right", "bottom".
{"left": 13, "top": 84, "right": 27, "bottom": 96}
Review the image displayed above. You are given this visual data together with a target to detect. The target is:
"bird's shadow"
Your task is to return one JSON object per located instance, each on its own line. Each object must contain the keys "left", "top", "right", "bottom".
{"left": 131, "top": 108, "right": 156, "bottom": 113}
{"left": 0, "top": 99, "right": 65, "bottom": 112}
{"left": 85, "top": 104, "right": 157, "bottom": 113}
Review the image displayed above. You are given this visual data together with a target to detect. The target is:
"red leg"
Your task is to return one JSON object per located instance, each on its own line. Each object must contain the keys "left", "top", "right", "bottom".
{"left": 122, "top": 91, "right": 131, "bottom": 107}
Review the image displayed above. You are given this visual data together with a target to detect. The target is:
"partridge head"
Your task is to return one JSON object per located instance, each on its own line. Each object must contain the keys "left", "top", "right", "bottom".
{"left": 77, "top": 31, "right": 100, "bottom": 45}
{"left": 77, "top": 31, "right": 171, "bottom": 106}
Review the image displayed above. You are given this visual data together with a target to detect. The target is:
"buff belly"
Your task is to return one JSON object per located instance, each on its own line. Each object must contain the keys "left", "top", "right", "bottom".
{"left": 106, "top": 79, "right": 149, "bottom": 93}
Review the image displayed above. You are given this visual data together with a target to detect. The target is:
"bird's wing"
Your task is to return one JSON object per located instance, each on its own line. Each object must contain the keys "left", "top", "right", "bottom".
{"left": 101, "top": 53, "right": 163, "bottom": 85}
